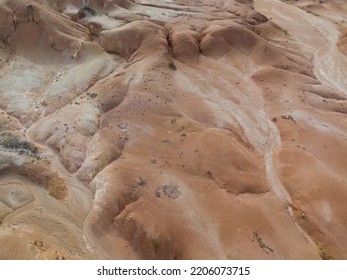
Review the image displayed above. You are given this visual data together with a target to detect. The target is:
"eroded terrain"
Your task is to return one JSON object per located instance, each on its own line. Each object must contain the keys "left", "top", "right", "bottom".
{"left": 0, "top": 0, "right": 346, "bottom": 259}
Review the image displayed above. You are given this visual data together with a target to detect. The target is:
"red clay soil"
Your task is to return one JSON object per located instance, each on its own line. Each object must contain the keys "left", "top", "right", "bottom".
{"left": 0, "top": 0, "right": 346, "bottom": 259}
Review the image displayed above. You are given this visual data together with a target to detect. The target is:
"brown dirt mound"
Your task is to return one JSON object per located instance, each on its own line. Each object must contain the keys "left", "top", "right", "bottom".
{"left": 200, "top": 23, "right": 260, "bottom": 58}
{"left": 0, "top": 0, "right": 89, "bottom": 59}
{"left": 99, "top": 21, "right": 168, "bottom": 60}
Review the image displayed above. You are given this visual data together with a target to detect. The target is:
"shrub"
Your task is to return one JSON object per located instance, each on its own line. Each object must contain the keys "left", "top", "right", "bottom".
{"left": 0, "top": 136, "right": 37, "bottom": 156}
{"left": 48, "top": 174, "right": 68, "bottom": 200}
{"left": 82, "top": 4, "right": 96, "bottom": 16}
{"left": 168, "top": 60, "right": 177, "bottom": 71}
{"left": 150, "top": 237, "right": 160, "bottom": 249}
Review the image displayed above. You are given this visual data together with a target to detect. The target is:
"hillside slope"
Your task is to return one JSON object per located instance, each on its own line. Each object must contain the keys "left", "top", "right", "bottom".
{"left": 0, "top": 0, "right": 346, "bottom": 259}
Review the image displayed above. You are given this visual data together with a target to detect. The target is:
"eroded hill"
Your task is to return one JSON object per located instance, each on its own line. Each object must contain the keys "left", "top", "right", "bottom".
{"left": 0, "top": 0, "right": 346, "bottom": 259}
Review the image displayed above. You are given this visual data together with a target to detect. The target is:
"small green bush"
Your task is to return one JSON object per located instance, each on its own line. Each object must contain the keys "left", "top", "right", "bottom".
{"left": 82, "top": 5, "right": 96, "bottom": 16}
{"left": 150, "top": 237, "right": 160, "bottom": 249}
{"left": 168, "top": 60, "right": 177, "bottom": 71}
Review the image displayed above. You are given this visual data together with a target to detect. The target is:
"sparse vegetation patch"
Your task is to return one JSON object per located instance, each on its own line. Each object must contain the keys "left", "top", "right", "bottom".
{"left": 48, "top": 174, "right": 68, "bottom": 200}
{"left": 150, "top": 237, "right": 160, "bottom": 249}
{"left": 137, "top": 177, "right": 147, "bottom": 187}
{"left": 82, "top": 4, "right": 96, "bottom": 16}
{"left": 317, "top": 242, "right": 333, "bottom": 260}
{"left": 168, "top": 60, "right": 177, "bottom": 71}
{"left": 0, "top": 135, "right": 38, "bottom": 157}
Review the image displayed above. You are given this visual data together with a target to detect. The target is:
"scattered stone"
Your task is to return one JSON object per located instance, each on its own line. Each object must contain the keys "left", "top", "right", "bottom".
{"left": 118, "top": 123, "right": 128, "bottom": 129}
{"left": 252, "top": 231, "right": 274, "bottom": 254}
{"left": 281, "top": 114, "right": 296, "bottom": 123}
{"left": 72, "top": 9, "right": 86, "bottom": 21}
{"left": 162, "top": 184, "right": 181, "bottom": 199}
{"left": 86, "top": 92, "right": 98, "bottom": 99}
{"left": 137, "top": 177, "right": 147, "bottom": 187}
